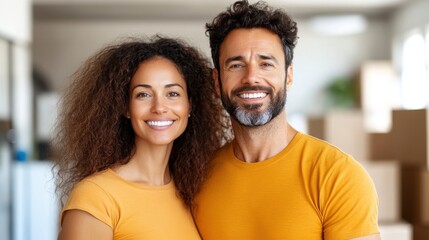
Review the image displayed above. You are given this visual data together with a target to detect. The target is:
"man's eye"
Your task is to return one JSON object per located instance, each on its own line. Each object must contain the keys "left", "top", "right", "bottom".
{"left": 229, "top": 64, "right": 244, "bottom": 69}
{"left": 261, "top": 63, "right": 274, "bottom": 67}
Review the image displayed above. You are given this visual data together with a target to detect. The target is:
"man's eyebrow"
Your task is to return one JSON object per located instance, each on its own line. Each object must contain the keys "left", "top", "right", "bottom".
{"left": 224, "top": 54, "right": 279, "bottom": 65}
{"left": 224, "top": 56, "right": 244, "bottom": 65}
{"left": 258, "top": 54, "right": 279, "bottom": 64}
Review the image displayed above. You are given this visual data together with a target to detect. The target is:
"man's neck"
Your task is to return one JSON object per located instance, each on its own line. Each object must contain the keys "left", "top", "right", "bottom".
{"left": 231, "top": 112, "right": 297, "bottom": 163}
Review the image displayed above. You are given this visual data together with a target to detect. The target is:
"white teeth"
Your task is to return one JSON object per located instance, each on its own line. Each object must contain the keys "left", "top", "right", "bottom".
{"left": 239, "top": 92, "right": 267, "bottom": 99}
{"left": 147, "top": 120, "right": 174, "bottom": 127}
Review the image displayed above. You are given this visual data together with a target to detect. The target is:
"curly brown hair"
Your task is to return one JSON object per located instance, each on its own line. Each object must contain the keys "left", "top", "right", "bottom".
{"left": 52, "top": 36, "right": 230, "bottom": 208}
{"left": 206, "top": 0, "right": 298, "bottom": 71}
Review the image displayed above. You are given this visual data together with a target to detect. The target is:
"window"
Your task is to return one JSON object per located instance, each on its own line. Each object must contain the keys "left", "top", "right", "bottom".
{"left": 401, "top": 32, "right": 428, "bottom": 109}
{"left": 0, "top": 38, "right": 10, "bottom": 119}
{"left": 426, "top": 29, "right": 429, "bottom": 79}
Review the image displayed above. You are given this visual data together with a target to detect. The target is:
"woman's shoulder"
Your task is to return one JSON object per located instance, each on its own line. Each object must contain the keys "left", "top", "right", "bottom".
{"left": 82, "top": 168, "right": 114, "bottom": 182}
{"left": 73, "top": 169, "right": 117, "bottom": 193}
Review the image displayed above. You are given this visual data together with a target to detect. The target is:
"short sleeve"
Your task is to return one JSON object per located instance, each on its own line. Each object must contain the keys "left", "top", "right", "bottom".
{"left": 61, "top": 180, "right": 116, "bottom": 228}
{"left": 321, "top": 156, "right": 379, "bottom": 240}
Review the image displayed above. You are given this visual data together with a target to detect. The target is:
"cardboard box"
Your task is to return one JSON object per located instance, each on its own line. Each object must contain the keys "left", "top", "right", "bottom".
{"left": 392, "top": 109, "right": 429, "bottom": 169}
{"left": 308, "top": 110, "right": 369, "bottom": 162}
{"left": 307, "top": 117, "right": 324, "bottom": 140}
{"left": 413, "top": 224, "right": 429, "bottom": 240}
{"left": 401, "top": 167, "right": 429, "bottom": 225}
{"left": 308, "top": 113, "right": 398, "bottom": 162}
{"left": 368, "top": 132, "right": 395, "bottom": 160}
{"left": 362, "top": 160, "right": 400, "bottom": 222}
{"left": 379, "top": 222, "right": 412, "bottom": 240}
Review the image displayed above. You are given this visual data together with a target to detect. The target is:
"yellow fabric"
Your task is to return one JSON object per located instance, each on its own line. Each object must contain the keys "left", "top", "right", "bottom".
{"left": 194, "top": 132, "right": 379, "bottom": 240}
{"left": 62, "top": 169, "right": 201, "bottom": 240}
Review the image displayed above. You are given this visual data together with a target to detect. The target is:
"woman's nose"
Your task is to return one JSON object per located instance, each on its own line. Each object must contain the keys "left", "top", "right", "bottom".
{"left": 151, "top": 96, "right": 168, "bottom": 114}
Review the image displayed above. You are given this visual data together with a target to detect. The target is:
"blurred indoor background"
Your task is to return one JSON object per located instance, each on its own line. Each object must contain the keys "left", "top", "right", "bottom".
{"left": 1, "top": 0, "right": 429, "bottom": 239}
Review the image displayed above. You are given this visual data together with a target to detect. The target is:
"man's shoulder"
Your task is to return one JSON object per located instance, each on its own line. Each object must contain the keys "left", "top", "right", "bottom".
{"left": 300, "top": 133, "right": 349, "bottom": 154}
{"left": 295, "top": 133, "right": 355, "bottom": 167}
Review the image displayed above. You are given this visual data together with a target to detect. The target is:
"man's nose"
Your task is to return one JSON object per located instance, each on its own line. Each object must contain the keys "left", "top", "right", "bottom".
{"left": 241, "top": 64, "right": 260, "bottom": 85}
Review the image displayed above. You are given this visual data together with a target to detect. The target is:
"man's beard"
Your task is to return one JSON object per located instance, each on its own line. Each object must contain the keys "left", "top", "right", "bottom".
{"left": 220, "top": 84, "right": 286, "bottom": 127}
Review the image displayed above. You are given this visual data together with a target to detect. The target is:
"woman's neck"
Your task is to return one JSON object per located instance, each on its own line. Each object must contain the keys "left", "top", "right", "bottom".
{"left": 113, "top": 142, "right": 173, "bottom": 186}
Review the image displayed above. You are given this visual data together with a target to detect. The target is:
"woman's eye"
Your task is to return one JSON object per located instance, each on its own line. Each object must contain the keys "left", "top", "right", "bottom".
{"left": 136, "top": 92, "right": 150, "bottom": 98}
{"left": 168, "top": 92, "right": 180, "bottom": 97}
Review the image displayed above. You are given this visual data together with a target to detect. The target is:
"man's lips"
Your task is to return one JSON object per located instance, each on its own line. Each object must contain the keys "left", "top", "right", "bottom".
{"left": 233, "top": 86, "right": 272, "bottom": 100}
{"left": 238, "top": 92, "right": 268, "bottom": 99}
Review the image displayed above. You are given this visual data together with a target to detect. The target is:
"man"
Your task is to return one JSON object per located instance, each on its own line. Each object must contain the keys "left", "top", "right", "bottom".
{"left": 193, "top": 1, "right": 381, "bottom": 239}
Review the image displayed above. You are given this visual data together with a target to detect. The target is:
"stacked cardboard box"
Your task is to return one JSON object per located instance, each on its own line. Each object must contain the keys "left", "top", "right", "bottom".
{"left": 368, "top": 132, "right": 395, "bottom": 160}
{"left": 391, "top": 109, "right": 429, "bottom": 240}
{"left": 379, "top": 223, "right": 413, "bottom": 240}
{"left": 307, "top": 110, "right": 410, "bottom": 239}
{"left": 413, "top": 225, "right": 429, "bottom": 240}
{"left": 401, "top": 167, "right": 429, "bottom": 225}
{"left": 323, "top": 110, "right": 369, "bottom": 161}
{"left": 305, "top": 61, "right": 429, "bottom": 239}
{"left": 391, "top": 109, "right": 429, "bottom": 169}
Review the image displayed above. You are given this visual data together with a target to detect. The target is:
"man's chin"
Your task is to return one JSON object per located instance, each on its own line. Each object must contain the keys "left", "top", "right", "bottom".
{"left": 242, "top": 103, "right": 265, "bottom": 111}
{"left": 233, "top": 109, "right": 272, "bottom": 127}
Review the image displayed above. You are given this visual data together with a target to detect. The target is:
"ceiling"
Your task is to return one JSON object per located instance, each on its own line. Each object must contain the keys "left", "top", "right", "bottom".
{"left": 33, "top": 0, "right": 409, "bottom": 21}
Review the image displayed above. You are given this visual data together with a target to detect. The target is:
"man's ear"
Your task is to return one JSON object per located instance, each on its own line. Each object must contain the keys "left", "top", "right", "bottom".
{"left": 212, "top": 68, "right": 221, "bottom": 96}
{"left": 286, "top": 64, "right": 293, "bottom": 91}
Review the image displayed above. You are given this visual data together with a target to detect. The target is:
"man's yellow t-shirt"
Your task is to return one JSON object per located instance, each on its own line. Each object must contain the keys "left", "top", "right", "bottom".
{"left": 62, "top": 169, "right": 201, "bottom": 240}
{"left": 194, "top": 132, "right": 379, "bottom": 240}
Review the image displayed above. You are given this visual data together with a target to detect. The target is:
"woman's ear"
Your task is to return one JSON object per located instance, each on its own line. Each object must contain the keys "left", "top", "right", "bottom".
{"left": 124, "top": 111, "right": 130, "bottom": 119}
{"left": 188, "top": 99, "right": 192, "bottom": 117}
{"left": 212, "top": 68, "right": 221, "bottom": 96}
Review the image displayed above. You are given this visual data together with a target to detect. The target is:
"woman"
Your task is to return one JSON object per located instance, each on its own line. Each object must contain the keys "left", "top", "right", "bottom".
{"left": 53, "top": 36, "right": 229, "bottom": 239}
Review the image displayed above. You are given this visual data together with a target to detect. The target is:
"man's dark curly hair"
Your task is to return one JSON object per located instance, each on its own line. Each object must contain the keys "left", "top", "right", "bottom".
{"left": 52, "top": 36, "right": 230, "bottom": 208}
{"left": 206, "top": 0, "right": 298, "bottom": 71}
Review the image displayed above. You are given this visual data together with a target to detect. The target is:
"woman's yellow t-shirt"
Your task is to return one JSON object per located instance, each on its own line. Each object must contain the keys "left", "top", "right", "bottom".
{"left": 62, "top": 169, "right": 201, "bottom": 240}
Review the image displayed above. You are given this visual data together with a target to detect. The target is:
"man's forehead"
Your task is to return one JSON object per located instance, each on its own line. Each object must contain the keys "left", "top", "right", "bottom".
{"left": 219, "top": 28, "right": 284, "bottom": 60}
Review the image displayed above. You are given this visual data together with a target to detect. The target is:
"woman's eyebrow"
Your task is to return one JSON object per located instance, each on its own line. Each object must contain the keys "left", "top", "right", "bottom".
{"left": 165, "top": 83, "right": 185, "bottom": 90}
{"left": 132, "top": 83, "right": 185, "bottom": 91}
{"left": 132, "top": 84, "right": 151, "bottom": 91}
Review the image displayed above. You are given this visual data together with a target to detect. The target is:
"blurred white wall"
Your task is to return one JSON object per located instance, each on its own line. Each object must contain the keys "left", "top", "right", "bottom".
{"left": 0, "top": 0, "right": 33, "bottom": 159}
{"left": 12, "top": 161, "right": 59, "bottom": 240}
{"left": 290, "top": 17, "right": 390, "bottom": 115}
{"left": 32, "top": 17, "right": 391, "bottom": 116}
{"left": 0, "top": 0, "right": 31, "bottom": 43}
{"left": 391, "top": 0, "right": 429, "bottom": 36}
{"left": 1, "top": 1, "right": 32, "bottom": 240}
{"left": 32, "top": 19, "right": 209, "bottom": 91}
